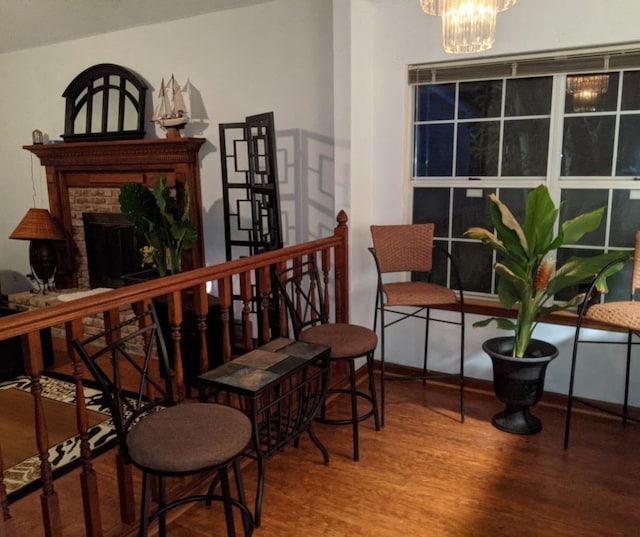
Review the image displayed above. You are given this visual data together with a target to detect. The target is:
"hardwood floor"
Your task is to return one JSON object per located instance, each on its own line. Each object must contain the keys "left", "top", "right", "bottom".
{"left": 9, "top": 374, "right": 640, "bottom": 536}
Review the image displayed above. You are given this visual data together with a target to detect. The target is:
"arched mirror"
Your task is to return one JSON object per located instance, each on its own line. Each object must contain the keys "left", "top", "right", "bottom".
{"left": 62, "top": 63, "right": 147, "bottom": 142}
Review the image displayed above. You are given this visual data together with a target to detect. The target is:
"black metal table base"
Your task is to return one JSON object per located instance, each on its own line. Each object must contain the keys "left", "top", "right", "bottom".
{"left": 198, "top": 339, "right": 331, "bottom": 527}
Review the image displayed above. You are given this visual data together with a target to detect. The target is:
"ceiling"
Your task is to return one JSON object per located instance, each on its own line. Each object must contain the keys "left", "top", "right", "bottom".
{"left": 0, "top": 0, "right": 268, "bottom": 54}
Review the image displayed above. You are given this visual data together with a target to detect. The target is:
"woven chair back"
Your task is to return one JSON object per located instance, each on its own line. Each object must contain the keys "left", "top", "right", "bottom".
{"left": 632, "top": 230, "right": 640, "bottom": 298}
{"left": 370, "top": 223, "right": 434, "bottom": 274}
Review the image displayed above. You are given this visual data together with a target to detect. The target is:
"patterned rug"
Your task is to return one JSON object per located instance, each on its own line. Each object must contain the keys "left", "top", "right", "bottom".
{"left": 0, "top": 375, "right": 116, "bottom": 503}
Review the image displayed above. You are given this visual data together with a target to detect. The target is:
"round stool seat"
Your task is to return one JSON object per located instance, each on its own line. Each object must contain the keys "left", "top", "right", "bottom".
{"left": 127, "top": 403, "right": 251, "bottom": 473}
{"left": 300, "top": 323, "right": 377, "bottom": 359}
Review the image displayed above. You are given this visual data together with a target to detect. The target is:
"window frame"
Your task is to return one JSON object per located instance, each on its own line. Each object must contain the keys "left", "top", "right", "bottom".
{"left": 408, "top": 45, "right": 640, "bottom": 300}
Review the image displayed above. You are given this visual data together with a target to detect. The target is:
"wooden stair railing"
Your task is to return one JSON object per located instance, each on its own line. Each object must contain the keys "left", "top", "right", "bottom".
{"left": 0, "top": 211, "right": 349, "bottom": 537}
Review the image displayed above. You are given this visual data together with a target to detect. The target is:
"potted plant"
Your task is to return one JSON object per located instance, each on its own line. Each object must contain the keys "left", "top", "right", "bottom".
{"left": 464, "top": 185, "right": 626, "bottom": 434}
{"left": 119, "top": 176, "right": 197, "bottom": 277}
{"left": 118, "top": 177, "right": 218, "bottom": 389}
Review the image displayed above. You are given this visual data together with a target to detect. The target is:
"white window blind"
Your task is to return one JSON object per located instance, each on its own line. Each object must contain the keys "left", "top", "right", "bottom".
{"left": 408, "top": 43, "right": 640, "bottom": 84}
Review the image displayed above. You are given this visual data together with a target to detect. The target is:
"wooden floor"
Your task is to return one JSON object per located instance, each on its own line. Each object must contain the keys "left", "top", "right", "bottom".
{"left": 9, "top": 374, "right": 640, "bottom": 537}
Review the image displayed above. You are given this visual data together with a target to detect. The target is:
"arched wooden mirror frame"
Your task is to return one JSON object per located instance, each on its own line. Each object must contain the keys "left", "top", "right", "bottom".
{"left": 62, "top": 63, "right": 148, "bottom": 142}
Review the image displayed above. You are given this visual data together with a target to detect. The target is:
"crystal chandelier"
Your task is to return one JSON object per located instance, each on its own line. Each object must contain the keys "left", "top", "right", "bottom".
{"left": 566, "top": 74, "right": 610, "bottom": 112}
{"left": 420, "top": 0, "right": 518, "bottom": 54}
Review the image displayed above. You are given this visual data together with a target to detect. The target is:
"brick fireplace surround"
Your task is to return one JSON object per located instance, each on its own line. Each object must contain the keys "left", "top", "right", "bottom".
{"left": 24, "top": 137, "right": 206, "bottom": 290}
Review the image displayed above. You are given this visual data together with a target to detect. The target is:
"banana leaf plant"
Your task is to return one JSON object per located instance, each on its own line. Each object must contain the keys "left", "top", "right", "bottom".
{"left": 464, "top": 185, "right": 627, "bottom": 358}
{"left": 119, "top": 177, "right": 198, "bottom": 276}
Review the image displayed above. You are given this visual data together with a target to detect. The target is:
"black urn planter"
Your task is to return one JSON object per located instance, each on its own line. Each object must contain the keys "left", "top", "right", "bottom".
{"left": 482, "top": 337, "right": 558, "bottom": 435}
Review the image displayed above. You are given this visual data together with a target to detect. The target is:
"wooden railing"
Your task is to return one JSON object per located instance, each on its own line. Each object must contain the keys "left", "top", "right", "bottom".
{"left": 0, "top": 211, "right": 349, "bottom": 537}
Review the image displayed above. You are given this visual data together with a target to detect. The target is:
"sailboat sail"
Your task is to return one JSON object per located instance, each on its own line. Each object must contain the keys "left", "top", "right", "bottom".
{"left": 152, "top": 75, "right": 189, "bottom": 128}
{"left": 170, "top": 77, "right": 187, "bottom": 115}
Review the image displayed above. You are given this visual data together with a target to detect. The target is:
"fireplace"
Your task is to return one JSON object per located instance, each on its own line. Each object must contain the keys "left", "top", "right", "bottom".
{"left": 24, "top": 138, "right": 206, "bottom": 289}
{"left": 83, "top": 213, "right": 144, "bottom": 289}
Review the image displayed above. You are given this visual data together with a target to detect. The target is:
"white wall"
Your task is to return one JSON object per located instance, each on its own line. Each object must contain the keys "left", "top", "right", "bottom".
{"left": 364, "top": 0, "right": 640, "bottom": 405}
{"left": 0, "top": 0, "right": 335, "bottom": 275}
{"left": 1, "top": 0, "right": 638, "bottom": 406}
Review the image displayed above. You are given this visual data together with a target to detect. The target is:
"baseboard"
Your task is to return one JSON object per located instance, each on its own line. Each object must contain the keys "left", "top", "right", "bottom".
{"left": 366, "top": 359, "right": 639, "bottom": 420}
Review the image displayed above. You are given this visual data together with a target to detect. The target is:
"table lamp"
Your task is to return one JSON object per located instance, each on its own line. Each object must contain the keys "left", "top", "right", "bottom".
{"left": 10, "top": 208, "right": 65, "bottom": 294}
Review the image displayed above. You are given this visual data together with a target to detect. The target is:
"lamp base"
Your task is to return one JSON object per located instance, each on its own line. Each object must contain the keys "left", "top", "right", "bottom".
{"left": 29, "top": 239, "right": 57, "bottom": 294}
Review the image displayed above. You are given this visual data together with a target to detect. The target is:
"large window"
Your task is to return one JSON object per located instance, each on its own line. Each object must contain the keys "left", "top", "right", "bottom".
{"left": 410, "top": 47, "right": 640, "bottom": 301}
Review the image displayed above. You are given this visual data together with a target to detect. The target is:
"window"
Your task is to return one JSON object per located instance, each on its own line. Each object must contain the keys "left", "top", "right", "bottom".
{"left": 409, "top": 46, "right": 640, "bottom": 300}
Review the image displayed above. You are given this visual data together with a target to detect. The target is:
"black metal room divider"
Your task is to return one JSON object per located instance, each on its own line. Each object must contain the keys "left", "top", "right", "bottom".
{"left": 219, "top": 111, "right": 284, "bottom": 345}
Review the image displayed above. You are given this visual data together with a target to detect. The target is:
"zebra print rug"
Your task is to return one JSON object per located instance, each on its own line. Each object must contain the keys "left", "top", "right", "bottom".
{"left": 1, "top": 375, "right": 115, "bottom": 503}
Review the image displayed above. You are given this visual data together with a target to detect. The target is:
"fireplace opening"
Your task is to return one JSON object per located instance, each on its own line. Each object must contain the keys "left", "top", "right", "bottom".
{"left": 83, "top": 213, "right": 145, "bottom": 289}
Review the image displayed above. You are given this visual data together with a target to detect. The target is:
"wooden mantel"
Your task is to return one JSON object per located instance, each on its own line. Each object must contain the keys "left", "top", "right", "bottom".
{"left": 24, "top": 137, "right": 207, "bottom": 289}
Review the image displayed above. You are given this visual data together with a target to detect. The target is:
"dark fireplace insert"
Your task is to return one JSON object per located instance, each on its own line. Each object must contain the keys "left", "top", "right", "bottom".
{"left": 82, "top": 212, "right": 145, "bottom": 289}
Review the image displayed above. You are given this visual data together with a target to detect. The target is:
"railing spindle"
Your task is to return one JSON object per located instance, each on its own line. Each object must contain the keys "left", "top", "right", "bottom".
{"left": 67, "top": 317, "right": 103, "bottom": 537}
{"left": 0, "top": 212, "right": 349, "bottom": 536}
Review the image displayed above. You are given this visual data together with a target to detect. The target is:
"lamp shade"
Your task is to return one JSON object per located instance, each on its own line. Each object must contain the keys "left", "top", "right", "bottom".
{"left": 10, "top": 208, "right": 65, "bottom": 241}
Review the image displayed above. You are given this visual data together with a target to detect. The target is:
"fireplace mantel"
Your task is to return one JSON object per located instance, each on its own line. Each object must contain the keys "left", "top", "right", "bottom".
{"left": 24, "top": 137, "right": 206, "bottom": 289}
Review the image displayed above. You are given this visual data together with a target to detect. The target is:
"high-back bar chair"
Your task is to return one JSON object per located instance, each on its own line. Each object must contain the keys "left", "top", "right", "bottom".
{"left": 564, "top": 232, "right": 640, "bottom": 449}
{"left": 370, "top": 223, "right": 465, "bottom": 426}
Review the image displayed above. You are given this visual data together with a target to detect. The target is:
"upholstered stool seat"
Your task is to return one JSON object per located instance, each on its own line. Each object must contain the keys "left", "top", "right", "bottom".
{"left": 127, "top": 403, "right": 251, "bottom": 473}
{"left": 300, "top": 323, "right": 378, "bottom": 358}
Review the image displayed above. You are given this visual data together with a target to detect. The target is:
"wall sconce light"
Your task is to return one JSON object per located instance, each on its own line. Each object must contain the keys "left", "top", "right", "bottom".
{"left": 420, "top": 0, "right": 518, "bottom": 54}
{"left": 566, "top": 74, "right": 610, "bottom": 112}
{"left": 10, "top": 208, "right": 65, "bottom": 294}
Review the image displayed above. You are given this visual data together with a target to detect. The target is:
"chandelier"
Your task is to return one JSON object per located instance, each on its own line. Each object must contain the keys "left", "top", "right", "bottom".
{"left": 566, "top": 74, "right": 610, "bottom": 112}
{"left": 420, "top": 0, "right": 518, "bottom": 54}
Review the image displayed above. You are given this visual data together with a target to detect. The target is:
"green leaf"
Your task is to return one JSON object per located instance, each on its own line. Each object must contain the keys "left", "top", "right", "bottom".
{"left": 472, "top": 316, "right": 517, "bottom": 331}
{"left": 545, "top": 251, "right": 627, "bottom": 296}
{"left": 119, "top": 177, "right": 198, "bottom": 274}
{"left": 538, "top": 294, "right": 586, "bottom": 316}
{"left": 522, "top": 185, "right": 558, "bottom": 257}
{"left": 489, "top": 194, "right": 528, "bottom": 260}
{"left": 560, "top": 207, "right": 605, "bottom": 246}
{"left": 464, "top": 227, "right": 507, "bottom": 254}
{"left": 495, "top": 263, "right": 529, "bottom": 307}
{"left": 119, "top": 182, "right": 156, "bottom": 233}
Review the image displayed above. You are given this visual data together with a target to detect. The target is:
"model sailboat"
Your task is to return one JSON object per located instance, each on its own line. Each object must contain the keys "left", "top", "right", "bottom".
{"left": 152, "top": 75, "right": 189, "bottom": 137}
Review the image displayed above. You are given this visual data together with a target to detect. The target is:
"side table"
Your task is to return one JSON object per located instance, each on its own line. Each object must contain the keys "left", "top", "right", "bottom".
{"left": 197, "top": 338, "right": 331, "bottom": 526}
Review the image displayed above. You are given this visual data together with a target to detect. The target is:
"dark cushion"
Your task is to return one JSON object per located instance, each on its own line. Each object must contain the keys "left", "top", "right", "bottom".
{"left": 126, "top": 403, "right": 251, "bottom": 473}
{"left": 300, "top": 323, "right": 377, "bottom": 359}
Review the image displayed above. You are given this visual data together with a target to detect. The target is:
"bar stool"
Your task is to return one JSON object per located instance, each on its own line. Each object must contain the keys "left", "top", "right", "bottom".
{"left": 564, "top": 232, "right": 640, "bottom": 449}
{"left": 273, "top": 257, "right": 381, "bottom": 461}
{"left": 370, "top": 223, "right": 465, "bottom": 426}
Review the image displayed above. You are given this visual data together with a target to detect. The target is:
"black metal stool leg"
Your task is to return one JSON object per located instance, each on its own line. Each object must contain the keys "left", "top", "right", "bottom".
{"left": 219, "top": 466, "right": 238, "bottom": 537}
{"left": 138, "top": 473, "right": 151, "bottom": 537}
{"left": 623, "top": 330, "right": 633, "bottom": 422}
{"left": 348, "top": 359, "right": 359, "bottom": 461}
{"left": 459, "top": 304, "right": 465, "bottom": 423}
{"left": 366, "top": 352, "right": 381, "bottom": 431}
{"left": 254, "top": 456, "right": 266, "bottom": 527}
{"left": 232, "top": 460, "right": 253, "bottom": 536}
{"left": 564, "top": 327, "right": 581, "bottom": 450}
{"left": 157, "top": 475, "right": 166, "bottom": 537}
{"left": 423, "top": 308, "right": 430, "bottom": 387}
{"left": 380, "top": 307, "right": 386, "bottom": 428}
